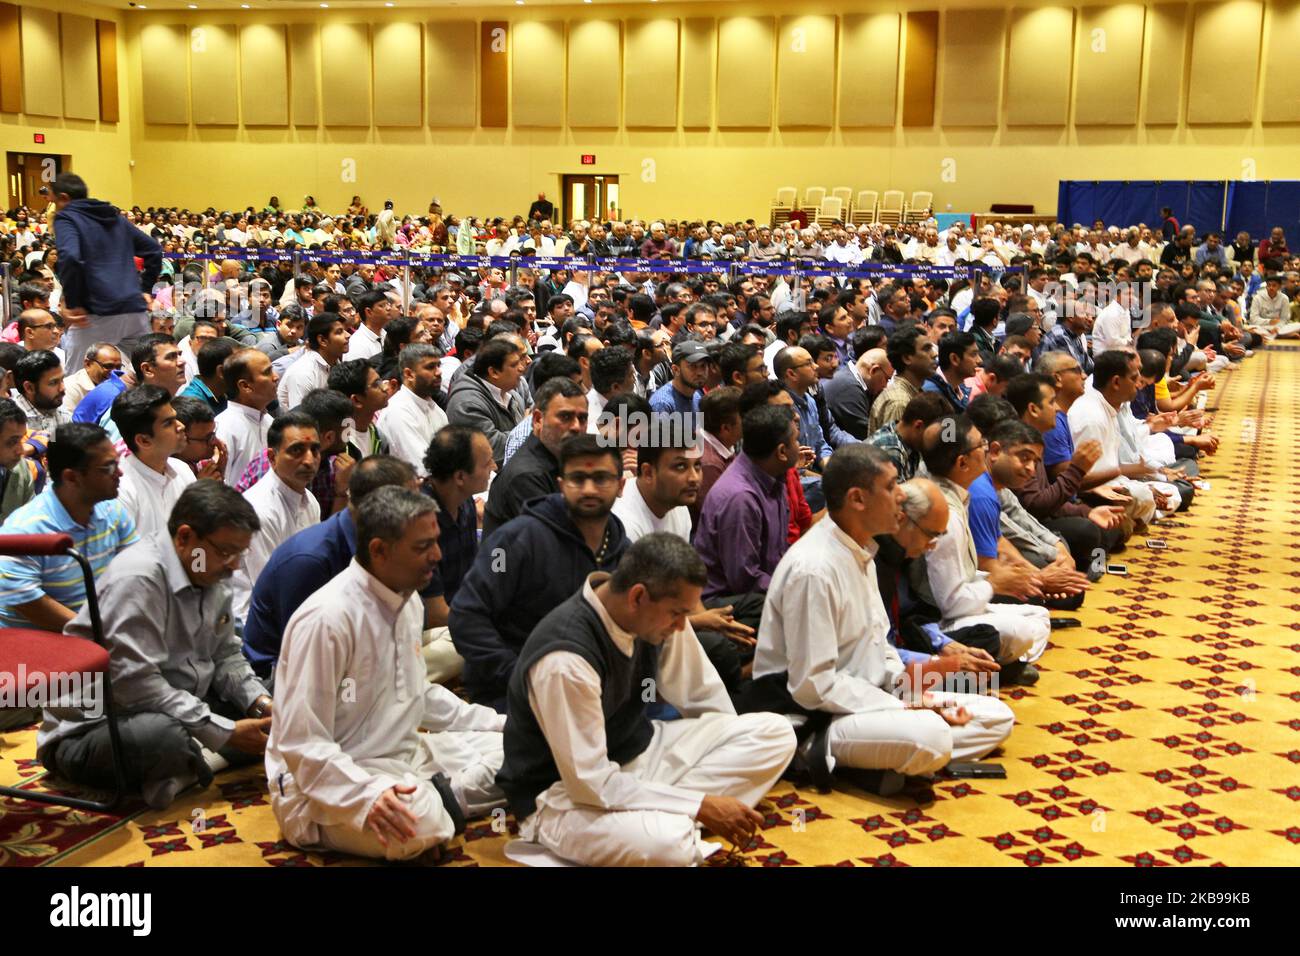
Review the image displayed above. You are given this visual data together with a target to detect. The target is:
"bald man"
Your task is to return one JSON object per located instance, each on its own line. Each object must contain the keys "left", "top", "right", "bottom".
{"left": 823, "top": 347, "right": 892, "bottom": 441}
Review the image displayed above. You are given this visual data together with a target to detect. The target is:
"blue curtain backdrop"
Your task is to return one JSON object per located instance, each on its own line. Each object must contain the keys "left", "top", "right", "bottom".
{"left": 1056, "top": 181, "right": 1228, "bottom": 234}
{"left": 1223, "top": 182, "right": 1300, "bottom": 241}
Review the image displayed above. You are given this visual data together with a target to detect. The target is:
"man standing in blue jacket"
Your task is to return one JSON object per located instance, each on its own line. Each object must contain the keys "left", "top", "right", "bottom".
{"left": 449, "top": 433, "right": 629, "bottom": 712}
{"left": 50, "top": 173, "right": 162, "bottom": 363}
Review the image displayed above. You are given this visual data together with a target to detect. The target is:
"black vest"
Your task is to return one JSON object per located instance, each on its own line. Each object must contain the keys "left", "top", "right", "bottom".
{"left": 497, "top": 590, "right": 658, "bottom": 819}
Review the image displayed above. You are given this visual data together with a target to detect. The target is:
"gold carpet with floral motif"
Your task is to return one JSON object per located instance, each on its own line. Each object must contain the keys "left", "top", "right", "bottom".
{"left": 2, "top": 346, "right": 1298, "bottom": 867}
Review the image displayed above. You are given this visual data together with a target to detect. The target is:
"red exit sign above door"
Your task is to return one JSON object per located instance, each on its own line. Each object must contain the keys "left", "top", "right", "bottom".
{"left": 580, "top": 154, "right": 596, "bottom": 165}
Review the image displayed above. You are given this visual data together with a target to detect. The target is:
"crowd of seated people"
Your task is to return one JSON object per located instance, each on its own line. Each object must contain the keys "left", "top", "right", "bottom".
{"left": 0, "top": 186, "right": 1277, "bottom": 865}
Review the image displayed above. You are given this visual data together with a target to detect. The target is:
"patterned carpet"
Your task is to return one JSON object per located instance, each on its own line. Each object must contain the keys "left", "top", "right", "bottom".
{"left": 3, "top": 347, "right": 1298, "bottom": 868}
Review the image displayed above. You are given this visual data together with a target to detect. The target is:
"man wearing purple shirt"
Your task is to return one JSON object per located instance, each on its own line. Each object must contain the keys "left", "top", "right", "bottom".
{"left": 694, "top": 404, "right": 798, "bottom": 632}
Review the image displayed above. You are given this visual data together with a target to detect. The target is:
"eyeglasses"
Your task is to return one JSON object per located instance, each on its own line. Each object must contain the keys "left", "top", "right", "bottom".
{"left": 92, "top": 359, "right": 122, "bottom": 372}
{"left": 198, "top": 535, "right": 244, "bottom": 563}
{"left": 905, "top": 512, "right": 946, "bottom": 542}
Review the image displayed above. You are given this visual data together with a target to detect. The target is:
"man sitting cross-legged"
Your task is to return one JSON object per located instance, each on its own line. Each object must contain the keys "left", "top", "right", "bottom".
{"left": 497, "top": 533, "right": 796, "bottom": 866}
{"left": 749, "top": 445, "right": 1014, "bottom": 796}
{"left": 910, "top": 413, "right": 1051, "bottom": 684}
{"left": 266, "top": 486, "right": 506, "bottom": 862}
{"left": 39, "top": 480, "right": 272, "bottom": 809}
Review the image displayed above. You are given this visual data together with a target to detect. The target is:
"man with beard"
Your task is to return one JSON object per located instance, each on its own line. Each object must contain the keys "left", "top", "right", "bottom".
{"left": 230, "top": 410, "right": 322, "bottom": 625}
{"left": 450, "top": 433, "right": 630, "bottom": 712}
{"left": 613, "top": 438, "right": 755, "bottom": 692}
{"left": 37, "top": 480, "right": 271, "bottom": 809}
{"left": 498, "top": 533, "right": 796, "bottom": 866}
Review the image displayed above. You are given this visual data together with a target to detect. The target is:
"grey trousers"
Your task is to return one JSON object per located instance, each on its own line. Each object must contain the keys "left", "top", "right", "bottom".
{"left": 44, "top": 689, "right": 266, "bottom": 810}
{"left": 62, "top": 311, "right": 151, "bottom": 362}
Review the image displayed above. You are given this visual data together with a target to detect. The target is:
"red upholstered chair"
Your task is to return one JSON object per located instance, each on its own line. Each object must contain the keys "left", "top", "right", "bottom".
{"left": 0, "top": 533, "right": 127, "bottom": 812}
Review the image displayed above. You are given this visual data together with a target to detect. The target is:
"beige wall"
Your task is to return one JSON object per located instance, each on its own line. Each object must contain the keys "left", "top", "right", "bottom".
{"left": 0, "top": 0, "right": 132, "bottom": 205}
{"left": 10, "top": 0, "right": 1300, "bottom": 221}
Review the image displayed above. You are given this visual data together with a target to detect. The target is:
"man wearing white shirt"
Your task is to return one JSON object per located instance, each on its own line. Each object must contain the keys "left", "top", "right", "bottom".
{"left": 1092, "top": 285, "right": 1136, "bottom": 353}
{"left": 1066, "top": 350, "right": 1168, "bottom": 525}
{"left": 823, "top": 228, "right": 862, "bottom": 266}
{"left": 612, "top": 444, "right": 700, "bottom": 543}
{"left": 278, "top": 312, "right": 350, "bottom": 411}
{"left": 911, "top": 416, "right": 1050, "bottom": 680}
{"left": 753, "top": 448, "right": 1014, "bottom": 792}
{"left": 267, "top": 486, "right": 506, "bottom": 861}
{"left": 379, "top": 344, "right": 449, "bottom": 477}
{"left": 230, "top": 410, "right": 322, "bottom": 623}
{"left": 1111, "top": 228, "right": 1150, "bottom": 266}
{"left": 585, "top": 346, "right": 635, "bottom": 435}
{"left": 343, "top": 290, "right": 397, "bottom": 362}
{"left": 497, "top": 533, "right": 796, "bottom": 866}
{"left": 110, "top": 385, "right": 195, "bottom": 539}
{"left": 214, "top": 348, "right": 278, "bottom": 485}
{"left": 912, "top": 227, "right": 943, "bottom": 265}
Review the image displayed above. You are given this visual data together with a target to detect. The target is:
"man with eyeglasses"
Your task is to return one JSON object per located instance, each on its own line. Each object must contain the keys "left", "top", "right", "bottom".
{"left": 749, "top": 447, "right": 1014, "bottom": 796}
{"left": 910, "top": 414, "right": 1050, "bottom": 685}
{"left": 17, "top": 309, "right": 64, "bottom": 366}
{"left": 451, "top": 433, "right": 629, "bottom": 712}
{"left": 39, "top": 480, "right": 274, "bottom": 810}
{"left": 61, "top": 343, "right": 121, "bottom": 415}
{"left": 171, "top": 395, "right": 228, "bottom": 481}
{"left": 0, "top": 422, "right": 138, "bottom": 631}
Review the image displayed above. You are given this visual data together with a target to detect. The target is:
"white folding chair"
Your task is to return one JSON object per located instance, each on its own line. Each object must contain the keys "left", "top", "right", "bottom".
{"left": 816, "top": 196, "right": 844, "bottom": 227}
{"left": 907, "top": 190, "right": 933, "bottom": 223}
{"left": 774, "top": 186, "right": 797, "bottom": 209}
{"left": 802, "top": 186, "right": 827, "bottom": 210}
{"left": 878, "top": 189, "right": 905, "bottom": 226}
{"left": 851, "top": 190, "right": 878, "bottom": 225}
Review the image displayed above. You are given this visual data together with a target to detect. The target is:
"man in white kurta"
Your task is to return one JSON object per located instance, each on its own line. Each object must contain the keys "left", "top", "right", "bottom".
{"left": 214, "top": 349, "right": 278, "bottom": 485}
{"left": 1067, "top": 354, "right": 1173, "bottom": 524}
{"left": 230, "top": 418, "right": 322, "bottom": 623}
{"left": 110, "top": 386, "right": 196, "bottom": 538}
{"left": 379, "top": 347, "right": 449, "bottom": 477}
{"left": 757, "top": 446, "right": 1014, "bottom": 781}
{"left": 266, "top": 487, "right": 505, "bottom": 861}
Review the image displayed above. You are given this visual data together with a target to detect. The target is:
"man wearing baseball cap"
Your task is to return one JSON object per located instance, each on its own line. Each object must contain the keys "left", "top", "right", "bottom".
{"left": 649, "top": 340, "right": 710, "bottom": 417}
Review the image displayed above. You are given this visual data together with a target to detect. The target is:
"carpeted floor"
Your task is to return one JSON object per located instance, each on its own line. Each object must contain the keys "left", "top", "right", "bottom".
{"left": 3, "top": 347, "right": 1298, "bottom": 867}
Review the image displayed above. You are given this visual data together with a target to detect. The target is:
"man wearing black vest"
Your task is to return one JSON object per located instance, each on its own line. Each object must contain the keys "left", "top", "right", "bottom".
{"left": 498, "top": 533, "right": 796, "bottom": 866}
{"left": 451, "top": 433, "right": 629, "bottom": 712}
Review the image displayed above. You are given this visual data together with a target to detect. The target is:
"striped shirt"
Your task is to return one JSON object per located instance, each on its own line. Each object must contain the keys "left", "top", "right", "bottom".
{"left": 0, "top": 488, "right": 139, "bottom": 628}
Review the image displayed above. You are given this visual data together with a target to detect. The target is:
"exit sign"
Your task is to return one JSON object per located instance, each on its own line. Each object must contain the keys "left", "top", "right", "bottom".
{"left": 33, "top": 133, "right": 44, "bottom": 144}
{"left": 580, "top": 154, "right": 596, "bottom": 165}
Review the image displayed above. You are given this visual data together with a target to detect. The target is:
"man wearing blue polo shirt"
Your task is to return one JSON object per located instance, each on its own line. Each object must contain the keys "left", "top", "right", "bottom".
{"left": 648, "top": 340, "right": 708, "bottom": 418}
{"left": 0, "top": 422, "right": 138, "bottom": 630}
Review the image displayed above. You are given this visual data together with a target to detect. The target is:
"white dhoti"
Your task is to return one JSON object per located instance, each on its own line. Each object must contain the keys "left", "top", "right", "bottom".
{"left": 824, "top": 692, "right": 1015, "bottom": 777}
{"left": 1142, "top": 432, "right": 1178, "bottom": 467}
{"left": 280, "top": 729, "right": 505, "bottom": 862}
{"left": 947, "top": 603, "right": 1051, "bottom": 663}
{"left": 422, "top": 625, "right": 465, "bottom": 685}
{"left": 516, "top": 712, "right": 795, "bottom": 867}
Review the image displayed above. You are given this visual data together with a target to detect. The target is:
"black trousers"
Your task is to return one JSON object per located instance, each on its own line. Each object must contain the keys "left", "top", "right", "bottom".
{"left": 699, "top": 592, "right": 766, "bottom": 695}
{"left": 1042, "top": 514, "right": 1122, "bottom": 576}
